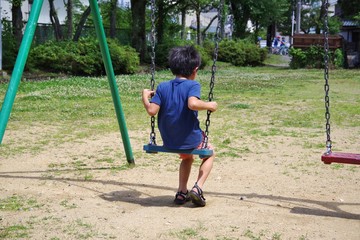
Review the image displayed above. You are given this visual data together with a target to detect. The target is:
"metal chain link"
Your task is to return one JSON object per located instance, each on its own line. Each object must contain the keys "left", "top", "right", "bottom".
{"left": 202, "top": 0, "right": 224, "bottom": 149}
{"left": 149, "top": 0, "right": 157, "bottom": 145}
{"left": 323, "top": 0, "right": 331, "bottom": 153}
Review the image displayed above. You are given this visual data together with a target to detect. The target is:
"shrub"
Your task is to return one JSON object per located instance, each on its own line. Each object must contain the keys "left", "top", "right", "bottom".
{"left": 2, "top": 21, "right": 18, "bottom": 71}
{"left": 194, "top": 45, "right": 211, "bottom": 69}
{"left": 218, "top": 40, "right": 245, "bottom": 66}
{"left": 289, "top": 48, "right": 307, "bottom": 69}
{"left": 71, "top": 38, "right": 103, "bottom": 75}
{"left": 28, "top": 41, "right": 73, "bottom": 72}
{"left": 154, "top": 39, "right": 211, "bottom": 69}
{"left": 289, "top": 46, "right": 342, "bottom": 69}
{"left": 108, "top": 40, "right": 139, "bottom": 74}
{"left": 28, "top": 38, "right": 139, "bottom": 76}
{"left": 306, "top": 46, "right": 324, "bottom": 68}
{"left": 334, "top": 48, "right": 344, "bottom": 68}
{"left": 202, "top": 40, "right": 215, "bottom": 59}
{"left": 218, "top": 39, "right": 266, "bottom": 66}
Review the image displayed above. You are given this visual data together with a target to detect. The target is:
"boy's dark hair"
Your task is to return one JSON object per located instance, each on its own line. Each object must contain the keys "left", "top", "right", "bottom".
{"left": 168, "top": 46, "right": 201, "bottom": 78}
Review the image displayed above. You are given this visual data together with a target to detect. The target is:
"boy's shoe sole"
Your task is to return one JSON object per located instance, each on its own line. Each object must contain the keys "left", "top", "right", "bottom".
{"left": 190, "top": 189, "right": 206, "bottom": 207}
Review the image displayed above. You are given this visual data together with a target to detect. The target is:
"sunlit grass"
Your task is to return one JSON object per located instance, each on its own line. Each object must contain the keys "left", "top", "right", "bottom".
{"left": 1, "top": 64, "right": 359, "bottom": 159}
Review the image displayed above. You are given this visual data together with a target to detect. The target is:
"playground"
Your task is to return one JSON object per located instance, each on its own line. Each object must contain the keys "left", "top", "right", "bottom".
{"left": 0, "top": 62, "right": 359, "bottom": 239}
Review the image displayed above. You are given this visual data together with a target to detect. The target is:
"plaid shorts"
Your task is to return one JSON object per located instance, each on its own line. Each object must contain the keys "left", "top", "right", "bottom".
{"left": 179, "top": 132, "right": 213, "bottom": 160}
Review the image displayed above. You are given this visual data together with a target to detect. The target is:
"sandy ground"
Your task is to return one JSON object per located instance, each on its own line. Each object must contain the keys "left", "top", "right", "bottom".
{"left": 0, "top": 123, "right": 359, "bottom": 240}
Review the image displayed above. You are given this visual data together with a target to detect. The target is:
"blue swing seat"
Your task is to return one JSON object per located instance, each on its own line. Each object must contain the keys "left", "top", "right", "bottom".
{"left": 143, "top": 144, "right": 213, "bottom": 159}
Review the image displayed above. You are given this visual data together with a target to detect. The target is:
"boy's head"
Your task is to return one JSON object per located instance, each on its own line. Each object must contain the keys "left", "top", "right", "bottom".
{"left": 168, "top": 46, "right": 201, "bottom": 78}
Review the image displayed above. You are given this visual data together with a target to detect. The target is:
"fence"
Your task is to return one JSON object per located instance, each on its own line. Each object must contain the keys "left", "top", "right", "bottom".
{"left": 292, "top": 34, "right": 343, "bottom": 49}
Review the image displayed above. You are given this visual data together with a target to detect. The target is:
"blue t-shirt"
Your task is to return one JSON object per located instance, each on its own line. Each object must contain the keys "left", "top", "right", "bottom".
{"left": 151, "top": 78, "right": 203, "bottom": 149}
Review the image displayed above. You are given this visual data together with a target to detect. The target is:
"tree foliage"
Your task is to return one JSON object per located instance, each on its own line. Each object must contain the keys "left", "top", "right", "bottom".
{"left": 338, "top": 0, "right": 360, "bottom": 20}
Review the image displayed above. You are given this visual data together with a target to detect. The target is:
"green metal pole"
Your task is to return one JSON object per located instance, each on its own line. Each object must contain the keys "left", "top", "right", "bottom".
{"left": 0, "top": 0, "right": 44, "bottom": 144}
{"left": 88, "top": 0, "right": 135, "bottom": 165}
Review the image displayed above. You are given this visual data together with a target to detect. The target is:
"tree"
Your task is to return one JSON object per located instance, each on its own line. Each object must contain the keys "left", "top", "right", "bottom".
{"left": 65, "top": 0, "right": 73, "bottom": 39}
{"left": 130, "top": 0, "right": 146, "bottom": 62}
{"left": 156, "top": 0, "right": 181, "bottom": 44}
{"left": 49, "top": 0, "right": 63, "bottom": 40}
{"left": 10, "top": 0, "right": 24, "bottom": 48}
{"left": 338, "top": 0, "right": 360, "bottom": 20}
{"left": 109, "top": 0, "right": 117, "bottom": 38}
{"left": 178, "top": 0, "right": 191, "bottom": 40}
{"left": 228, "top": 0, "right": 290, "bottom": 48}
{"left": 228, "top": 0, "right": 251, "bottom": 39}
{"left": 187, "top": 0, "right": 219, "bottom": 45}
{"left": 296, "top": 0, "right": 341, "bottom": 35}
{"left": 73, "top": 6, "right": 91, "bottom": 41}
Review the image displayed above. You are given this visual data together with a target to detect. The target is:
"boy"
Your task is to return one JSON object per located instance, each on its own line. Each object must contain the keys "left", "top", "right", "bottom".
{"left": 142, "top": 46, "right": 218, "bottom": 207}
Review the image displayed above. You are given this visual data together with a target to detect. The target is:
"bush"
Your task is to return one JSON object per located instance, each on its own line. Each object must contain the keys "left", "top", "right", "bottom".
{"left": 2, "top": 21, "right": 17, "bottom": 71}
{"left": 289, "top": 48, "right": 307, "bottom": 69}
{"left": 289, "top": 46, "right": 343, "bottom": 69}
{"left": 218, "top": 39, "right": 266, "bottom": 66}
{"left": 334, "top": 49, "right": 344, "bottom": 68}
{"left": 71, "top": 38, "right": 104, "bottom": 75}
{"left": 218, "top": 40, "right": 244, "bottom": 66}
{"left": 28, "top": 38, "right": 139, "bottom": 76}
{"left": 154, "top": 39, "right": 211, "bottom": 69}
{"left": 107, "top": 39, "right": 139, "bottom": 74}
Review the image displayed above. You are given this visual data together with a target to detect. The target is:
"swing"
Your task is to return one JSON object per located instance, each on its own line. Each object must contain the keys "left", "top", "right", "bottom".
{"left": 143, "top": 0, "right": 223, "bottom": 158}
{"left": 321, "top": 0, "right": 360, "bottom": 165}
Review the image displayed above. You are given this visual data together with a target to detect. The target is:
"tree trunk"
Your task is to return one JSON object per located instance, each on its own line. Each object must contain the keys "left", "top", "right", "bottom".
{"left": 73, "top": 6, "right": 91, "bottom": 41}
{"left": 229, "top": 0, "right": 250, "bottom": 39}
{"left": 180, "top": 7, "right": 186, "bottom": 40}
{"left": 196, "top": 9, "right": 201, "bottom": 45}
{"left": 202, "top": 15, "right": 217, "bottom": 43}
{"left": 316, "top": 0, "right": 326, "bottom": 34}
{"left": 11, "top": 2, "right": 23, "bottom": 48}
{"left": 156, "top": 1, "right": 165, "bottom": 44}
{"left": 110, "top": 0, "right": 117, "bottom": 39}
{"left": 266, "top": 22, "right": 275, "bottom": 49}
{"left": 66, "top": 0, "right": 73, "bottom": 39}
{"left": 130, "top": 0, "right": 146, "bottom": 62}
{"left": 49, "top": 0, "right": 63, "bottom": 40}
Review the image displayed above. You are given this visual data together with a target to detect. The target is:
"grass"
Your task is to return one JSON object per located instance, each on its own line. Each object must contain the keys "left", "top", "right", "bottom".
{"left": 0, "top": 225, "right": 29, "bottom": 239}
{"left": 1, "top": 61, "right": 359, "bottom": 158}
{"left": 0, "top": 195, "right": 42, "bottom": 211}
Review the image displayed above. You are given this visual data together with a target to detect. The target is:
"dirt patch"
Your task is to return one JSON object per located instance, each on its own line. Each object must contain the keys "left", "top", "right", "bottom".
{"left": 0, "top": 124, "right": 359, "bottom": 239}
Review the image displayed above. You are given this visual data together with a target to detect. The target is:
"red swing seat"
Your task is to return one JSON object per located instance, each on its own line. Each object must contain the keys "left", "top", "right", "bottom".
{"left": 322, "top": 152, "right": 360, "bottom": 165}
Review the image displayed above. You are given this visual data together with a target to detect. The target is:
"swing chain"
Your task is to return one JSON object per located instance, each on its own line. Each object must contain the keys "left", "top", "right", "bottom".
{"left": 149, "top": 0, "right": 156, "bottom": 145}
{"left": 323, "top": 0, "right": 331, "bottom": 153}
{"left": 202, "top": 0, "right": 223, "bottom": 148}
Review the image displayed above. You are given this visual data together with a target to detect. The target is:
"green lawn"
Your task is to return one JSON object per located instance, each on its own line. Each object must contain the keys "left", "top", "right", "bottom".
{"left": 1, "top": 61, "right": 359, "bottom": 159}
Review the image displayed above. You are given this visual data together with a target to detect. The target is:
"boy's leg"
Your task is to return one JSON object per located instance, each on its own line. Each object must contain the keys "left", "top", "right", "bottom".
{"left": 178, "top": 156, "right": 194, "bottom": 193}
{"left": 189, "top": 153, "right": 215, "bottom": 206}
{"left": 195, "top": 154, "right": 214, "bottom": 189}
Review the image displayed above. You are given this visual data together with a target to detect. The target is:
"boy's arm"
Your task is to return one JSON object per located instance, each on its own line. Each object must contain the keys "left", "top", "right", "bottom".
{"left": 142, "top": 89, "right": 160, "bottom": 116}
{"left": 188, "top": 96, "right": 218, "bottom": 112}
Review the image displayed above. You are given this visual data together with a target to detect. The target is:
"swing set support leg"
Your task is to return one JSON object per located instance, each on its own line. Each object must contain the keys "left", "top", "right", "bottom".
{"left": 88, "top": 0, "right": 135, "bottom": 165}
{"left": 0, "top": 0, "right": 44, "bottom": 144}
{"left": 0, "top": 0, "right": 134, "bottom": 165}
